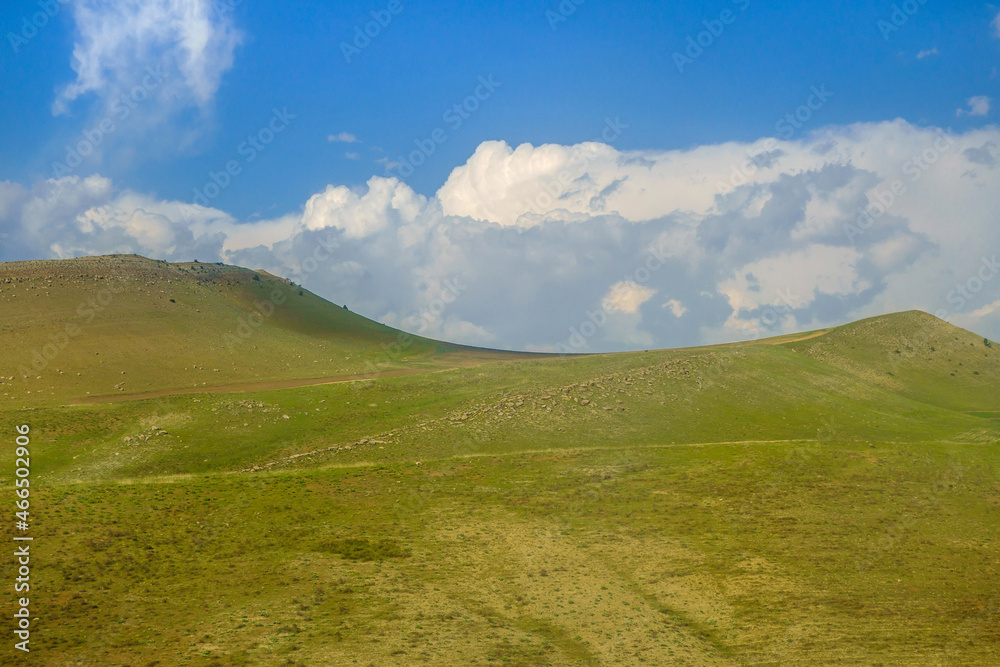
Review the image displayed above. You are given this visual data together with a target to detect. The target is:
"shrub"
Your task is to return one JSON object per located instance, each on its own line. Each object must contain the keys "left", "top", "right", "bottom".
{"left": 318, "top": 538, "right": 410, "bottom": 561}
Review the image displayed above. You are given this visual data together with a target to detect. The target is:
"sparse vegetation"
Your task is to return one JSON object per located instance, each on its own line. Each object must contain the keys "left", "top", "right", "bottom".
{"left": 318, "top": 538, "right": 411, "bottom": 561}
{"left": 2, "top": 256, "right": 999, "bottom": 665}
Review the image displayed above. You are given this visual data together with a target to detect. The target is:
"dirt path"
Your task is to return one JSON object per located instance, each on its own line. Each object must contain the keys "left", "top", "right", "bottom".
{"left": 238, "top": 439, "right": 819, "bottom": 475}
{"left": 67, "top": 367, "right": 441, "bottom": 405}
{"left": 95, "top": 439, "right": 821, "bottom": 485}
{"left": 761, "top": 329, "right": 830, "bottom": 345}
{"left": 65, "top": 349, "right": 543, "bottom": 406}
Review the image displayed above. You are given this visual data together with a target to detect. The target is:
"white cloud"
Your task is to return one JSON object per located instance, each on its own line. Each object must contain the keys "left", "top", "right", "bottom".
{"left": 951, "top": 298, "right": 1000, "bottom": 334}
{"left": 970, "top": 299, "right": 1000, "bottom": 320}
{"left": 916, "top": 47, "right": 939, "bottom": 59}
{"left": 54, "top": 0, "right": 241, "bottom": 118}
{"left": 664, "top": 299, "right": 687, "bottom": 318}
{"left": 328, "top": 132, "right": 359, "bottom": 143}
{"left": 867, "top": 233, "right": 921, "bottom": 270}
{"left": 345, "top": 152, "right": 360, "bottom": 160}
{"left": 437, "top": 139, "right": 754, "bottom": 227}
{"left": 957, "top": 96, "right": 991, "bottom": 117}
{"left": 6, "top": 120, "right": 1000, "bottom": 350}
{"left": 994, "top": 11, "right": 1000, "bottom": 38}
{"left": 300, "top": 177, "right": 426, "bottom": 239}
{"left": 719, "top": 246, "right": 866, "bottom": 315}
{"left": 603, "top": 281, "right": 655, "bottom": 314}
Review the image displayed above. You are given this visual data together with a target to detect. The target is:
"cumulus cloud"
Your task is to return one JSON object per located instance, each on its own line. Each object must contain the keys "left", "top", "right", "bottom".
{"left": 300, "top": 177, "right": 426, "bottom": 239}
{"left": 720, "top": 246, "right": 866, "bottom": 313}
{"left": 916, "top": 47, "right": 939, "bottom": 59}
{"left": 602, "top": 281, "right": 656, "bottom": 314}
{"left": 437, "top": 138, "right": 747, "bottom": 227}
{"left": 54, "top": 0, "right": 241, "bottom": 119}
{"left": 957, "top": 96, "right": 991, "bottom": 117}
{"left": 5, "top": 120, "right": 1000, "bottom": 350}
{"left": 664, "top": 299, "right": 687, "bottom": 318}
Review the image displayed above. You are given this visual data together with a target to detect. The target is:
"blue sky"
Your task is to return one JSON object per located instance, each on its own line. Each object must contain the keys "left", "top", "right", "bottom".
{"left": 2, "top": 0, "right": 997, "bottom": 216}
{"left": 1, "top": 0, "right": 999, "bottom": 350}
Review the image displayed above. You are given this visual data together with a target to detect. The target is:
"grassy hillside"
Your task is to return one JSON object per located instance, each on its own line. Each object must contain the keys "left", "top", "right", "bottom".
{"left": 1, "top": 256, "right": 998, "bottom": 665}
{"left": 784, "top": 310, "right": 1000, "bottom": 412}
{"left": 0, "top": 255, "right": 521, "bottom": 406}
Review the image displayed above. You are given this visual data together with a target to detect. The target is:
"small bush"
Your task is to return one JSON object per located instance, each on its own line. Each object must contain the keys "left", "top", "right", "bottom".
{"left": 318, "top": 538, "right": 410, "bottom": 561}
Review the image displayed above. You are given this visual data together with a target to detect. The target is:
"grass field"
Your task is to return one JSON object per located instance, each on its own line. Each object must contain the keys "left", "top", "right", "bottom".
{"left": 2, "top": 256, "right": 999, "bottom": 665}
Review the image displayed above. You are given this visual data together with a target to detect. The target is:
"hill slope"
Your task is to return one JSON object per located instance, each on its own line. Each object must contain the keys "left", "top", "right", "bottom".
{"left": 782, "top": 310, "right": 1000, "bottom": 411}
{"left": 2, "top": 256, "right": 999, "bottom": 665}
{"left": 0, "top": 254, "right": 522, "bottom": 405}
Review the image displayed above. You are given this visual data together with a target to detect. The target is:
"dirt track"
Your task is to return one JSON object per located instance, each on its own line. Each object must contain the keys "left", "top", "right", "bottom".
{"left": 67, "top": 368, "right": 436, "bottom": 405}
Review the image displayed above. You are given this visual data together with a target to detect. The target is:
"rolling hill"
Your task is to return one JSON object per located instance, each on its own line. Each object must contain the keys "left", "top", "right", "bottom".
{"left": 0, "top": 254, "right": 525, "bottom": 406}
{"left": 1, "top": 255, "right": 998, "bottom": 665}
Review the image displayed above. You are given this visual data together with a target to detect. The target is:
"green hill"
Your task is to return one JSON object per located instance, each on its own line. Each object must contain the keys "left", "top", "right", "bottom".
{"left": 783, "top": 309, "right": 1000, "bottom": 411}
{"left": 1, "top": 256, "right": 998, "bottom": 665}
{"left": 0, "top": 254, "right": 522, "bottom": 406}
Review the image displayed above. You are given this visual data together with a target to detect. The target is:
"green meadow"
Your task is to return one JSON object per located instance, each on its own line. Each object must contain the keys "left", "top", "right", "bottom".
{"left": 2, "top": 256, "right": 999, "bottom": 665}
